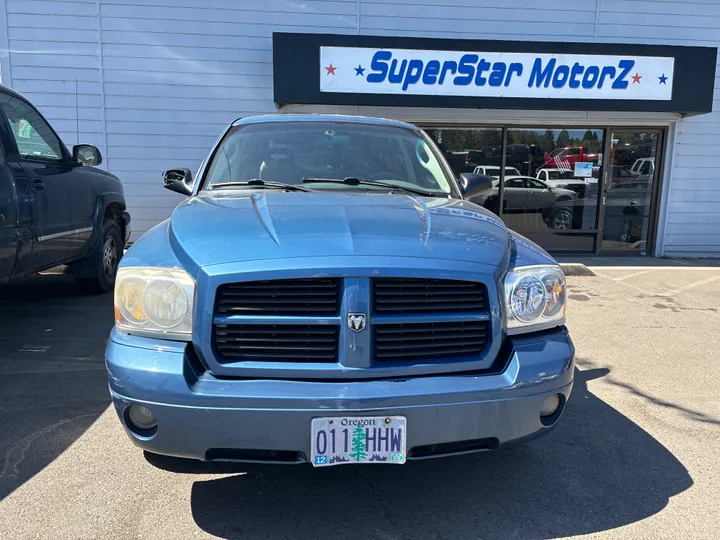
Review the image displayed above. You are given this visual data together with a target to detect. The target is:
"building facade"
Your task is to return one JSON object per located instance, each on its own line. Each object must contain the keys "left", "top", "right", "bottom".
{"left": 0, "top": 0, "right": 718, "bottom": 256}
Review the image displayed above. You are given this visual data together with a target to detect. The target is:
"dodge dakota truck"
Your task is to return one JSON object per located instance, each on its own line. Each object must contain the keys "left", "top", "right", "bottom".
{"left": 106, "top": 115, "right": 574, "bottom": 467}
{"left": 0, "top": 85, "right": 129, "bottom": 292}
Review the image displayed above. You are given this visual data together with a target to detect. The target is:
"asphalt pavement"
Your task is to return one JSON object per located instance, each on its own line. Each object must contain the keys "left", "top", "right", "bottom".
{"left": 1, "top": 266, "right": 719, "bottom": 539}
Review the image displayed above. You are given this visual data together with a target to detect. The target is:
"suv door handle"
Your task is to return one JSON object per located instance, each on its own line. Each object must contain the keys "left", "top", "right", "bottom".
{"left": 32, "top": 178, "right": 44, "bottom": 190}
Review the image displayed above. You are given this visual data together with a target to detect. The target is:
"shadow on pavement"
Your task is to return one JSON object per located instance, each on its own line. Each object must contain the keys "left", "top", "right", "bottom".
{"left": 187, "top": 366, "right": 692, "bottom": 540}
{"left": 0, "top": 274, "right": 112, "bottom": 500}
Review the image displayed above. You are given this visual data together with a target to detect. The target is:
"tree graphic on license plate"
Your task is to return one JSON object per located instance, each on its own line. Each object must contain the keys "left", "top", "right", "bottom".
{"left": 350, "top": 426, "right": 367, "bottom": 461}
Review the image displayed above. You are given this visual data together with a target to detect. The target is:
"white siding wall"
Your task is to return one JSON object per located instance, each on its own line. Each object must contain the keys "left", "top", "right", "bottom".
{"left": 1, "top": 0, "right": 718, "bottom": 255}
{"left": 3, "top": 0, "right": 358, "bottom": 237}
{"left": 593, "top": 0, "right": 720, "bottom": 255}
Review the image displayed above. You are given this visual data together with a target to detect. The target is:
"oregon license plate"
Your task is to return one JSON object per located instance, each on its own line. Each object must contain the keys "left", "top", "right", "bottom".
{"left": 310, "top": 416, "right": 407, "bottom": 467}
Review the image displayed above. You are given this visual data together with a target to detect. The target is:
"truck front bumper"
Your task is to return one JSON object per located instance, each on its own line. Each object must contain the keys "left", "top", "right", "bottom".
{"left": 106, "top": 328, "right": 574, "bottom": 463}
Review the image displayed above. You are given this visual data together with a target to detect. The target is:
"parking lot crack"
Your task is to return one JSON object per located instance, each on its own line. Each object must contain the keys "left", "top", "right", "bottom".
{"left": 0, "top": 413, "right": 98, "bottom": 480}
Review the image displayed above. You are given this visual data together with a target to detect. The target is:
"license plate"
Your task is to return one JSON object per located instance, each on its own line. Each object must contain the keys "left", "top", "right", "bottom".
{"left": 310, "top": 416, "right": 407, "bottom": 467}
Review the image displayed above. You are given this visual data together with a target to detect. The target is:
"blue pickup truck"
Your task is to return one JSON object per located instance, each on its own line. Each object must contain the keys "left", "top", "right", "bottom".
{"left": 0, "top": 85, "right": 129, "bottom": 292}
{"left": 107, "top": 115, "right": 573, "bottom": 467}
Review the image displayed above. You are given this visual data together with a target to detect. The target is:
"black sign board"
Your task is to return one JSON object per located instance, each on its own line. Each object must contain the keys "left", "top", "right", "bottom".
{"left": 273, "top": 32, "right": 716, "bottom": 115}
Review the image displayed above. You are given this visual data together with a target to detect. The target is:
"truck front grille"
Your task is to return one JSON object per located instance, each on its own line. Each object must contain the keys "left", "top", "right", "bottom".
{"left": 374, "top": 320, "right": 489, "bottom": 361}
{"left": 214, "top": 324, "right": 339, "bottom": 363}
{"left": 210, "top": 276, "right": 492, "bottom": 374}
{"left": 372, "top": 278, "right": 486, "bottom": 313}
{"left": 215, "top": 278, "right": 340, "bottom": 316}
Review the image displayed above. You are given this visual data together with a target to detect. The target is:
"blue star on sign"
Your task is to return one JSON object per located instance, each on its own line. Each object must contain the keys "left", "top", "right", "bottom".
{"left": 658, "top": 74, "right": 668, "bottom": 84}
{"left": 354, "top": 65, "right": 365, "bottom": 76}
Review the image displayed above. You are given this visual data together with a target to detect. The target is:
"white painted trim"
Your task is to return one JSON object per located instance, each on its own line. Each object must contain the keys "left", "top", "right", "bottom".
{"left": 654, "top": 121, "right": 676, "bottom": 257}
{"left": 593, "top": 0, "right": 601, "bottom": 43}
{"left": 0, "top": 0, "right": 11, "bottom": 88}
{"left": 95, "top": 0, "right": 108, "bottom": 168}
{"left": 38, "top": 227, "right": 93, "bottom": 242}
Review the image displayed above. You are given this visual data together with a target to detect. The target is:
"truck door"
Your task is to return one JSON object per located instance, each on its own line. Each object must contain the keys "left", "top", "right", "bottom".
{"left": 0, "top": 150, "right": 17, "bottom": 281}
{"left": 0, "top": 92, "right": 91, "bottom": 270}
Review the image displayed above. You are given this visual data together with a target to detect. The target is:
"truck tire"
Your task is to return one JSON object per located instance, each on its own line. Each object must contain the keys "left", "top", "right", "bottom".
{"left": 76, "top": 218, "right": 122, "bottom": 294}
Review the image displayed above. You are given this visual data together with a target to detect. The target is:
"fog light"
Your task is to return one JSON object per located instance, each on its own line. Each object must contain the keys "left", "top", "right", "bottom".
{"left": 127, "top": 405, "right": 157, "bottom": 431}
{"left": 540, "top": 394, "right": 561, "bottom": 417}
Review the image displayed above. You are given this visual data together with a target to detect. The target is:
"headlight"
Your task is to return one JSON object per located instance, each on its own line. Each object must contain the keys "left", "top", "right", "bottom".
{"left": 114, "top": 267, "right": 195, "bottom": 340}
{"left": 504, "top": 265, "right": 566, "bottom": 334}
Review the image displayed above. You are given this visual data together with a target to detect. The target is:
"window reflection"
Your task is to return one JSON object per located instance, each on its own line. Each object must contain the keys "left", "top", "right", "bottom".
{"left": 503, "top": 128, "right": 604, "bottom": 232}
{"left": 426, "top": 128, "right": 503, "bottom": 178}
{"left": 426, "top": 126, "right": 607, "bottom": 253}
{"left": 601, "top": 132, "right": 659, "bottom": 252}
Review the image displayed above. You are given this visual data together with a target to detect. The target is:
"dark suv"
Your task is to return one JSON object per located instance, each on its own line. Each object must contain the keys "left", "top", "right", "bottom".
{"left": 0, "top": 85, "right": 129, "bottom": 292}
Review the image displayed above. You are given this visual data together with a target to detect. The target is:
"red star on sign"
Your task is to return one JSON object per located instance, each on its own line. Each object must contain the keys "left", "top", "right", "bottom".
{"left": 631, "top": 72, "right": 642, "bottom": 84}
{"left": 325, "top": 64, "right": 337, "bottom": 75}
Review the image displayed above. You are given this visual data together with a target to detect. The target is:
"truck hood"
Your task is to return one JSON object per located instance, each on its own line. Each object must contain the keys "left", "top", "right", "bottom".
{"left": 167, "top": 191, "right": 509, "bottom": 268}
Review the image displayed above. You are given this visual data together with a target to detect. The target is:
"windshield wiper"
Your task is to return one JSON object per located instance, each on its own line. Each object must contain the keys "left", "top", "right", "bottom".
{"left": 302, "top": 177, "right": 437, "bottom": 197}
{"left": 210, "top": 179, "right": 312, "bottom": 192}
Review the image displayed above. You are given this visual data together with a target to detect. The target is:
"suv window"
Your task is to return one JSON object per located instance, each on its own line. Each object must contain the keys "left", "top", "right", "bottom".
{"left": 639, "top": 161, "right": 651, "bottom": 175}
{"left": 0, "top": 93, "right": 64, "bottom": 161}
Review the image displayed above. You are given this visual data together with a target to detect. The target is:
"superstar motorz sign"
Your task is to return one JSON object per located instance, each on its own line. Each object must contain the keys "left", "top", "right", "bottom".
{"left": 320, "top": 46, "right": 674, "bottom": 100}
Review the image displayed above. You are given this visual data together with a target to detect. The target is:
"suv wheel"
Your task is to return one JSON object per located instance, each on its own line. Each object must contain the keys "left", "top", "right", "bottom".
{"left": 76, "top": 219, "right": 123, "bottom": 294}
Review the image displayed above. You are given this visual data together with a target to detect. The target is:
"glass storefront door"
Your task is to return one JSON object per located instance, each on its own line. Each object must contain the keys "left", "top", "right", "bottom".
{"left": 599, "top": 130, "right": 663, "bottom": 254}
{"left": 425, "top": 125, "right": 665, "bottom": 256}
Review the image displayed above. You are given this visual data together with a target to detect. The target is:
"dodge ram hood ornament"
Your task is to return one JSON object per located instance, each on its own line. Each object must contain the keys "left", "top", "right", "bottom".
{"left": 347, "top": 313, "right": 366, "bottom": 332}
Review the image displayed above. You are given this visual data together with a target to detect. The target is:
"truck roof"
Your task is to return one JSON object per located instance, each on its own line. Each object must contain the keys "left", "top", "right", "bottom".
{"left": 231, "top": 114, "right": 418, "bottom": 130}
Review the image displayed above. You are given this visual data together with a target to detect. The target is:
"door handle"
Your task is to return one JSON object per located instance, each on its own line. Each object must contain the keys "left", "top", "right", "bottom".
{"left": 32, "top": 178, "right": 44, "bottom": 190}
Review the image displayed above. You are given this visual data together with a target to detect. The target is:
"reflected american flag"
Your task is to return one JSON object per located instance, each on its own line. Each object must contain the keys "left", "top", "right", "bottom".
{"left": 552, "top": 153, "right": 572, "bottom": 171}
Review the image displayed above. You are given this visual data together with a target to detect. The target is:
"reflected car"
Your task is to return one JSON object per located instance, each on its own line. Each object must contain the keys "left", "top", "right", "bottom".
{"left": 469, "top": 176, "right": 578, "bottom": 230}
{"left": 607, "top": 165, "right": 636, "bottom": 187}
{"left": 630, "top": 157, "right": 655, "bottom": 180}
{"left": 473, "top": 165, "right": 521, "bottom": 177}
{"left": 536, "top": 168, "right": 588, "bottom": 197}
{"left": 105, "top": 114, "right": 574, "bottom": 468}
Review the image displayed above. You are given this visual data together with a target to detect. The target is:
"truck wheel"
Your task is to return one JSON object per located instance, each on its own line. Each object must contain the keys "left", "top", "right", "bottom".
{"left": 76, "top": 219, "right": 122, "bottom": 294}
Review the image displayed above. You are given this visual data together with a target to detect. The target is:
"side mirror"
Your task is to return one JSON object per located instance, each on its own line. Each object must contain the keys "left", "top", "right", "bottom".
{"left": 458, "top": 173, "right": 493, "bottom": 199}
{"left": 163, "top": 168, "right": 193, "bottom": 196}
{"left": 73, "top": 144, "right": 102, "bottom": 166}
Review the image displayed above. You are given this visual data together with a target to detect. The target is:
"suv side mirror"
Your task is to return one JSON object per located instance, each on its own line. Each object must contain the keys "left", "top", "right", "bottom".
{"left": 73, "top": 144, "right": 102, "bottom": 166}
{"left": 458, "top": 173, "right": 493, "bottom": 199}
{"left": 163, "top": 168, "right": 193, "bottom": 196}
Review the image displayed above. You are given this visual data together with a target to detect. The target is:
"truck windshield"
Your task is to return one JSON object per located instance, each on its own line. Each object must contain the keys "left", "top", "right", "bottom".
{"left": 202, "top": 121, "right": 454, "bottom": 195}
